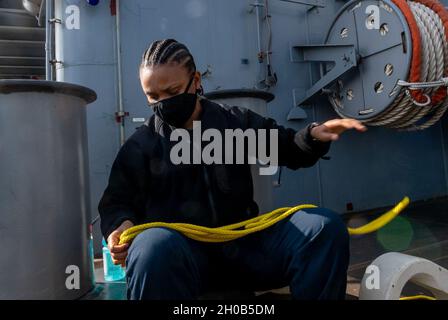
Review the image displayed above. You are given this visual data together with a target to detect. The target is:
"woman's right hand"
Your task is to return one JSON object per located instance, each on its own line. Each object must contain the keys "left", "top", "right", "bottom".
{"left": 107, "top": 220, "right": 134, "bottom": 267}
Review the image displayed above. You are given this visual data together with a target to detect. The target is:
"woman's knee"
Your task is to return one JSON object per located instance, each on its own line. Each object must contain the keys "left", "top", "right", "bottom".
{"left": 126, "top": 227, "right": 186, "bottom": 271}
{"left": 299, "top": 207, "right": 349, "bottom": 244}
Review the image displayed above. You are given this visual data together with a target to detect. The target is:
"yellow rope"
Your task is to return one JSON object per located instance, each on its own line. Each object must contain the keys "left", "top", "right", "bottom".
{"left": 399, "top": 295, "right": 436, "bottom": 300}
{"left": 119, "top": 196, "right": 411, "bottom": 245}
{"left": 118, "top": 196, "right": 439, "bottom": 300}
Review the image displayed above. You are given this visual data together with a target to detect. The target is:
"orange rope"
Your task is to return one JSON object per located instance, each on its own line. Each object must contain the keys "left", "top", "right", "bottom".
{"left": 391, "top": 0, "right": 448, "bottom": 105}
{"left": 391, "top": 0, "right": 425, "bottom": 103}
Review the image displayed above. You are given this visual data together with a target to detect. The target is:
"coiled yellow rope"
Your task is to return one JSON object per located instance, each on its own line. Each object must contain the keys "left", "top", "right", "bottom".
{"left": 118, "top": 196, "right": 439, "bottom": 300}
{"left": 118, "top": 196, "right": 411, "bottom": 245}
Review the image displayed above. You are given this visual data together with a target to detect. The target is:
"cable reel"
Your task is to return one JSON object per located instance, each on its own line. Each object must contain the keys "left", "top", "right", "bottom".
{"left": 296, "top": 0, "right": 448, "bottom": 131}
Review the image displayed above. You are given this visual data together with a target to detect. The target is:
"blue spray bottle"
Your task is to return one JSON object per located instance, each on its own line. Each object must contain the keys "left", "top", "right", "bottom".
{"left": 102, "top": 238, "right": 126, "bottom": 282}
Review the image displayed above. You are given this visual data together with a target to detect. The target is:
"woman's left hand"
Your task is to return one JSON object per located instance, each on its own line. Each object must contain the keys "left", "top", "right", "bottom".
{"left": 310, "top": 118, "right": 367, "bottom": 142}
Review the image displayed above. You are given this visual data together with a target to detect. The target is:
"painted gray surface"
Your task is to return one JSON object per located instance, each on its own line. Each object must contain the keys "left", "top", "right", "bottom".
{"left": 0, "top": 81, "right": 94, "bottom": 298}
{"left": 53, "top": 0, "right": 448, "bottom": 255}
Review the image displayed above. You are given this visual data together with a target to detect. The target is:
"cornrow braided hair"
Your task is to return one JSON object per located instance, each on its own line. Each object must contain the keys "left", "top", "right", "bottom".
{"left": 140, "top": 39, "right": 197, "bottom": 77}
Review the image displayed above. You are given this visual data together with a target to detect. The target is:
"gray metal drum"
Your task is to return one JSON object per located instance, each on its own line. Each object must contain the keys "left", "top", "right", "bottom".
{"left": 204, "top": 89, "right": 275, "bottom": 214}
{"left": 324, "top": 0, "right": 412, "bottom": 120}
{"left": 0, "top": 80, "right": 96, "bottom": 299}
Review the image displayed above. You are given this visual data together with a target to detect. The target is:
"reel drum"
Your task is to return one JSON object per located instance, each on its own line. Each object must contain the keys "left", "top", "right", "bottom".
{"left": 323, "top": 0, "right": 413, "bottom": 120}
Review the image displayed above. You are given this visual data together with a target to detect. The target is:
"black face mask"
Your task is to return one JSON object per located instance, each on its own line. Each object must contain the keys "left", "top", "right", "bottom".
{"left": 148, "top": 74, "right": 198, "bottom": 128}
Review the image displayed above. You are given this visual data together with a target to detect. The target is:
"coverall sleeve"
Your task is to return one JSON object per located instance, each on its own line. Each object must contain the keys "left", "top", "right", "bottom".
{"left": 98, "top": 139, "right": 148, "bottom": 241}
{"left": 229, "top": 106, "right": 332, "bottom": 170}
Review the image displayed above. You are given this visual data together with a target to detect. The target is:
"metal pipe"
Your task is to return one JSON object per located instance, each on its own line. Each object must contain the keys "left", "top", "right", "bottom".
{"left": 265, "top": 0, "right": 271, "bottom": 66}
{"left": 278, "top": 0, "right": 325, "bottom": 8}
{"left": 115, "top": 0, "right": 126, "bottom": 145}
{"left": 252, "top": 1, "right": 267, "bottom": 88}
{"left": 38, "top": 0, "right": 46, "bottom": 27}
{"left": 45, "top": 0, "right": 52, "bottom": 80}
{"left": 254, "top": 1, "right": 263, "bottom": 62}
{"left": 312, "top": 105, "right": 324, "bottom": 207}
